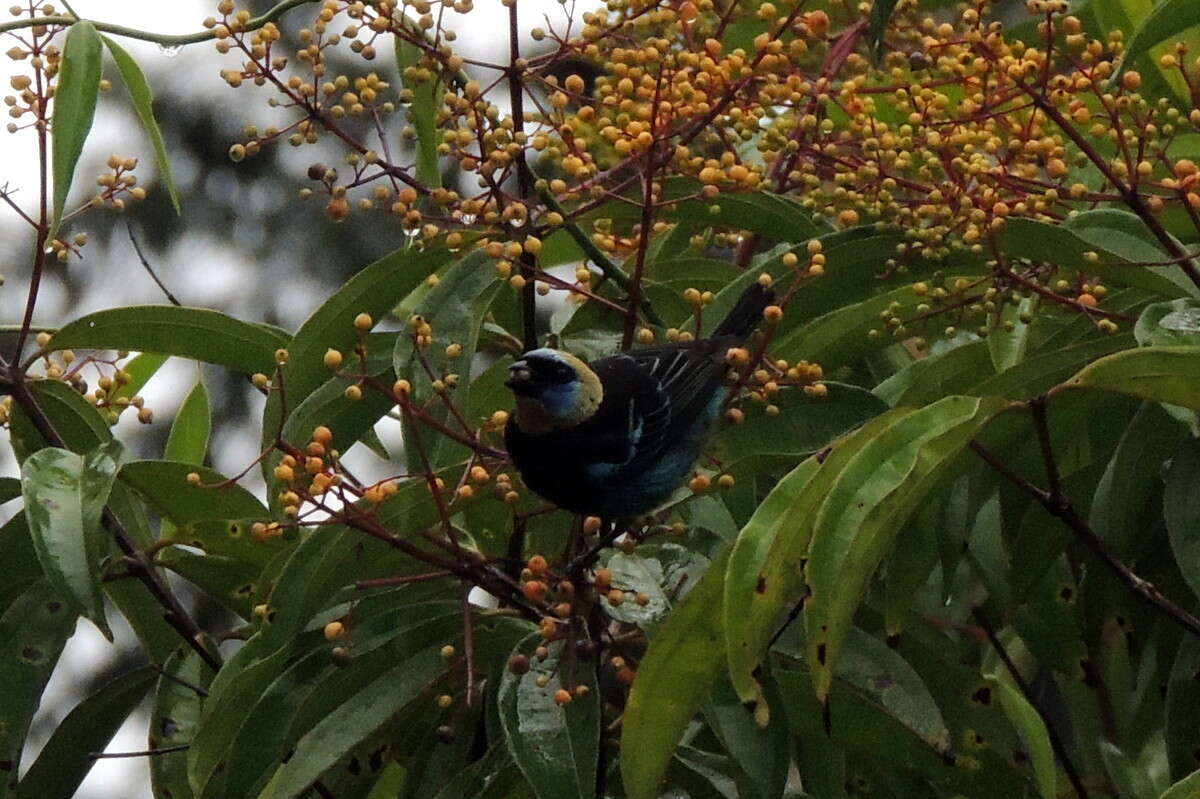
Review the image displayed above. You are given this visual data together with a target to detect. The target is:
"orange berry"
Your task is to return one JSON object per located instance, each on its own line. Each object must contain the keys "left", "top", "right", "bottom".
{"left": 528, "top": 555, "right": 549, "bottom": 577}
{"left": 553, "top": 688, "right": 572, "bottom": 706}
{"left": 1077, "top": 293, "right": 1098, "bottom": 307}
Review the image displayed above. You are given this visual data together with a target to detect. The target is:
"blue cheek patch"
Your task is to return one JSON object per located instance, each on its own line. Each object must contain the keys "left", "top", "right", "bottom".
{"left": 540, "top": 382, "right": 581, "bottom": 418}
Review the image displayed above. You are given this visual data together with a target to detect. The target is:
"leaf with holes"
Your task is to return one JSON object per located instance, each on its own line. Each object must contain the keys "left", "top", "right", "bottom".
{"left": 724, "top": 411, "right": 912, "bottom": 714}
{"left": 0, "top": 580, "right": 76, "bottom": 798}
{"left": 806, "top": 396, "right": 1009, "bottom": 704}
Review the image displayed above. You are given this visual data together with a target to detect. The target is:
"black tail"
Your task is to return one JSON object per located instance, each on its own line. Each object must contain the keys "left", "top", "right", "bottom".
{"left": 712, "top": 281, "right": 776, "bottom": 339}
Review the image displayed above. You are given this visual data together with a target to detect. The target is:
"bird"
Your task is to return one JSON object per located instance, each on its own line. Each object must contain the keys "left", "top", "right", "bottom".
{"left": 503, "top": 281, "right": 775, "bottom": 518}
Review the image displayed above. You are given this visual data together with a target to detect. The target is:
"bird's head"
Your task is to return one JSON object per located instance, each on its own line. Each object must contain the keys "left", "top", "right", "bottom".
{"left": 506, "top": 348, "right": 603, "bottom": 432}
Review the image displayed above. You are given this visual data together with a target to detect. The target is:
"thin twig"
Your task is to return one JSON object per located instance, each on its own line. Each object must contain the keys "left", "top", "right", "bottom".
{"left": 152, "top": 662, "right": 209, "bottom": 697}
{"left": 1028, "top": 396, "right": 1062, "bottom": 503}
{"left": 126, "top": 222, "right": 182, "bottom": 306}
{"left": 507, "top": 0, "right": 538, "bottom": 352}
{"left": 462, "top": 583, "right": 476, "bottom": 708}
{"left": 0, "top": 0, "right": 316, "bottom": 46}
{"left": 4, "top": 370, "right": 223, "bottom": 670}
{"left": 969, "top": 439, "right": 1200, "bottom": 638}
{"left": 972, "top": 607, "right": 1090, "bottom": 799}
{"left": 89, "top": 744, "right": 189, "bottom": 760}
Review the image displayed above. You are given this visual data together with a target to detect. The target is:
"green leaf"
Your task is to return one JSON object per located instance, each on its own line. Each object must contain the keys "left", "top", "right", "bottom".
{"left": 157, "top": 550, "right": 260, "bottom": 619}
{"left": 599, "top": 551, "right": 671, "bottom": 629}
{"left": 1168, "top": 637, "right": 1200, "bottom": 781}
{"left": 105, "top": 351, "right": 169, "bottom": 409}
{"left": 166, "top": 376, "right": 211, "bottom": 464}
{"left": 0, "top": 477, "right": 21, "bottom": 505}
{"left": 830, "top": 628, "right": 951, "bottom": 753}
{"left": 0, "top": 513, "right": 42, "bottom": 612}
{"left": 221, "top": 605, "right": 464, "bottom": 799}
{"left": 50, "top": 306, "right": 289, "bottom": 375}
{"left": 868, "top": 0, "right": 899, "bottom": 61}
{"left": 16, "top": 665, "right": 156, "bottom": 799}
{"left": 1093, "top": 0, "right": 1153, "bottom": 32}
{"left": 776, "top": 636, "right": 1028, "bottom": 797}
{"left": 806, "top": 396, "right": 1008, "bottom": 702}
{"left": 1066, "top": 346, "right": 1200, "bottom": 409}
{"left": 988, "top": 296, "right": 1036, "bottom": 373}
{"left": 1136, "top": 299, "right": 1200, "bottom": 347}
{"left": 773, "top": 275, "right": 979, "bottom": 367}
{"left": 268, "top": 642, "right": 451, "bottom": 798}
{"left": 280, "top": 332, "right": 396, "bottom": 468}
{"left": 187, "top": 638, "right": 285, "bottom": 796}
{"left": 714, "top": 382, "right": 888, "bottom": 476}
{"left": 101, "top": 36, "right": 180, "bottom": 214}
{"left": 1162, "top": 769, "right": 1200, "bottom": 799}
{"left": 395, "top": 30, "right": 442, "bottom": 188}
{"left": 499, "top": 635, "right": 600, "bottom": 799}
{"left": 874, "top": 339, "right": 992, "bottom": 406}
{"left": 669, "top": 191, "right": 827, "bottom": 244}
{"left": 986, "top": 677, "right": 1057, "bottom": 799}
{"left": 622, "top": 547, "right": 730, "bottom": 799}
{"left": 20, "top": 440, "right": 126, "bottom": 638}
{"left": 703, "top": 674, "right": 791, "bottom": 799}
{"left": 393, "top": 250, "right": 501, "bottom": 470}
{"left": 262, "top": 246, "right": 451, "bottom": 490}
{"left": 49, "top": 21, "right": 102, "bottom": 239}
{"left": 1115, "top": 0, "right": 1200, "bottom": 105}
{"left": 725, "top": 411, "right": 912, "bottom": 713}
{"left": 1089, "top": 402, "right": 1185, "bottom": 560}
{"left": 7, "top": 381, "right": 109, "bottom": 463}
{"left": 1002, "top": 215, "right": 1192, "bottom": 298}
{"left": 150, "top": 650, "right": 213, "bottom": 799}
{"left": 973, "top": 334, "right": 1136, "bottom": 400}
{"left": 1100, "top": 742, "right": 1161, "bottom": 799}
{"left": 119, "top": 460, "right": 267, "bottom": 523}
{"left": 0, "top": 580, "right": 76, "bottom": 799}
{"left": 429, "top": 742, "right": 520, "bottom": 799}
{"left": 252, "top": 465, "right": 465, "bottom": 660}
{"left": 7, "top": 382, "right": 180, "bottom": 661}
{"left": 1166, "top": 436, "right": 1200, "bottom": 606}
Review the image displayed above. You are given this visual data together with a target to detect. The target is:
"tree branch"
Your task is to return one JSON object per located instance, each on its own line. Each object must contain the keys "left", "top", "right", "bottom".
{"left": 972, "top": 607, "right": 1090, "bottom": 799}
{"left": 4, "top": 369, "right": 223, "bottom": 670}
{"left": 969, "top": 438, "right": 1200, "bottom": 638}
{"left": 0, "top": 0, "right": 317, "bottom": 46}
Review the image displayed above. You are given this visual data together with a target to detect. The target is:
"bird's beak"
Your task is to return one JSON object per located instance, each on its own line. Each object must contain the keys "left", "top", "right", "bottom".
{"left": 505, "top": 360, "right": 533, "bottom": 393}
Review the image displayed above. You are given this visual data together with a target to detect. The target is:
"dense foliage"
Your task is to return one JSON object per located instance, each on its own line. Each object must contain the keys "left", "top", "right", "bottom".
{"left": 3, "top": 0, "right": 1200, "bottom": 796}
